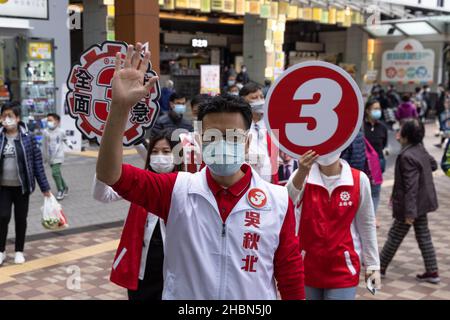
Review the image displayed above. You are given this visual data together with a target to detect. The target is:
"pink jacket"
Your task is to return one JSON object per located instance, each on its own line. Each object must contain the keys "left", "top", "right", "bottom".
{"left": 395, "top": 102, "right": 418, "bottom": 121}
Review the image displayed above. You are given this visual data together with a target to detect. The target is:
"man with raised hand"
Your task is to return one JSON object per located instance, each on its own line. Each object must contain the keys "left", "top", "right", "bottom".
{"left": 96, "top": 42, "right": 304, "bottom": 300}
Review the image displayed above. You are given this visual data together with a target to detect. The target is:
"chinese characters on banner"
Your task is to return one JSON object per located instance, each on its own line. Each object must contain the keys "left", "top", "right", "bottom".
{"left": 200, "top": 65, "right": 221, "bottom": 95}
{"left": 381, "top": 38, "right": 435, "bottom": 84}
{"left": 66, "top": 41, "right": 160, "bottom": 146}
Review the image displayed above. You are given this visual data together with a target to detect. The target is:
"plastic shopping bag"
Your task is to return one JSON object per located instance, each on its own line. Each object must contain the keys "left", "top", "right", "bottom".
{"left": 41, "top": 194, "right": 69, "bottom": 230}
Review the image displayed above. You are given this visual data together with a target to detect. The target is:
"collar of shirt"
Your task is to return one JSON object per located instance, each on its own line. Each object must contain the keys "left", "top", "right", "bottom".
{"left": 206, "top": 163, "right": 252, "bottom": 197}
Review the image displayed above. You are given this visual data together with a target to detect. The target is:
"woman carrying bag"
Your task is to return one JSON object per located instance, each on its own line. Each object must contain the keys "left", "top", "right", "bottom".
{"left": 0, "top": 102, "right": 51, "bottom": 266}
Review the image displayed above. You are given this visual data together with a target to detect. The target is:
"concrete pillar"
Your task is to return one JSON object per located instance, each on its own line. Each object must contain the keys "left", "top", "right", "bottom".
{"left": 345, "top": 26, "right": 368, "bottom": 87}
{"left": 82, "top": 0, "right": 108, "bottom": 50}
{"left": 243, "top": 14, "right": 267, "bottom": 85}
{"left": 115, "top": 0, "right": 160, "bottom": 74}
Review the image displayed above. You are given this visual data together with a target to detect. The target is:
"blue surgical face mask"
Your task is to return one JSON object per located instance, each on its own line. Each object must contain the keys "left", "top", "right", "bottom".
{"left": 371, "top": 110, "right": 382, "bottom": 120}
{"left": 173, "top": 104, "right": 186, "bottom": 115}
{"left": 202, "top": 140, "right": 246, "bottom": 176}
{"left": 228, "top": 80, "right": 236, "bottom": 86}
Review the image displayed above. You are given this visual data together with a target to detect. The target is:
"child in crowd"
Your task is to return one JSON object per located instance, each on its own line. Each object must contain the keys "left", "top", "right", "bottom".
{"left": 42, "top": 113, "right": 72, "bottom": 200}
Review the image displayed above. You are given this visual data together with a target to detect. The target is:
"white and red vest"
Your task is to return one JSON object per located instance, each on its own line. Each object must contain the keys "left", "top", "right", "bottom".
{"left": 297, "top": 163, "right": 362, "bottom": 289}
{"left": 249, "top": 120, "right": 279, "bottom": 184}
{"left": 110, "top": 204, "right": 165, "bottom": 290}
{"left": 163, "top": 168, "right": 288, "bottom": 299}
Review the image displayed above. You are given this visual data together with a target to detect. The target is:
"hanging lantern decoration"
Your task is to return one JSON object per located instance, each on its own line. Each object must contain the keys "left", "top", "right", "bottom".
{"left": 336, "top": 8, "right": 346, "bottom": 24}
{"left": 235, "top": 0, "right": 245, "bottom": 15}
{"left": 343, "top": 6, "right": 352, "bottom": 27}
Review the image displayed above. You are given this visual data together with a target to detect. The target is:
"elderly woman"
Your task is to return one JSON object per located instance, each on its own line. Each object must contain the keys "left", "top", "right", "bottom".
{"left": 380, "top": 118, "right": 440, "bottom": 284}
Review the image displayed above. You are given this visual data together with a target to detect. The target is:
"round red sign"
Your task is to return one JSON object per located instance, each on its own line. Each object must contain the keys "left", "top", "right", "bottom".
{"left": 247, "top": 188, "right": 267, "bottom": 209}
{"left": 264, "top": 61, "right": 364, "bottom": 158}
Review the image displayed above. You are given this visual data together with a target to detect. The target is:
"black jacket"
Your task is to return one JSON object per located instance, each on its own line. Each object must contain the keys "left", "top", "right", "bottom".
{"left": 0, "top": 124, "right": 50, "bottom": 194}
{"left": 392, "top": 143, "right": 438, "bottom": 220}
{"left": 151, "top": 112, "right": 193, "bottom": 136}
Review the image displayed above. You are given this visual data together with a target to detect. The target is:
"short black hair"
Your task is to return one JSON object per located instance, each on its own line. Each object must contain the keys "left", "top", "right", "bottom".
{"left": 415, "top": 87, "right": 422, "bottom": 93}
{"left": 227, "top": 84, "right": 239, "bottom": 92}
{"left": 239, "top": 82, "right": 261, "bottom": 97}
{"left": 401, "top": 93, "right": 410, "bottom": 102}
{"left": 190, "top": 94, "right": 210, "bottom": 108}
{"left": 47, "top": 113, "right": 61, "bottom": 122}
{"left": 197, "top": 94, "right": 252, "bottom": 130}
{"left": 365, "top": 99, "right": 379, "bottom": 113}
{"left": 400, "top": 118, "right": 425, "bottom": 145}
{"left": 169, "top": 92, "right": 186, "bottom": 102}
{"left": 145, "top": 128, "right": 179, "bottom": 172}
{"left": 1, "top": 101, "right": 21, "bottom": 118}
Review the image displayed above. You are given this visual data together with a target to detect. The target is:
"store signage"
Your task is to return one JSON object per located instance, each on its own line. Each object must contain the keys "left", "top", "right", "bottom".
{"left": 200, "top": 65, "right": 220, "bottom": 95}
{"left": 66, "top": 41, "right": 160, "bottom": 146}
{"left": 264, "top": 61, "right": 364, "bottom": 158}
{"left": 0, "top": 0, "right": 48, "bottom": 19}
{"left": 192, "top": 38, "right": 208, "bottom": 48}
{"left": 28, "top": 42, "right": 52, "bottom": 60}
{"left": 381, "top": 38, "right": 435, "bottom": 84}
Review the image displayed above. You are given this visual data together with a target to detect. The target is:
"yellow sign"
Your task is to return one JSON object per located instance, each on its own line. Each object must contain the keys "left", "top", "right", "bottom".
{"left": 235, "top": 0, "right": 245, "bottom": 15}
{"left": 200, "top": 0, "right": 211, "bottom": 12}
{"left": 312, "top": 7, "right": 322, "bottom": 22}
{"left": 190, "top": 0, "right": 201, "bottom": 9}
{"left": 28, "top": 42, "right": 52, "bottom": 60}
{"left": 303, "top": 7, "right": 312, "bottom": 21}
{"left": 175, "top": 0, "right": 189, "bottom": 8}
{"left": 248, "top": 0, "right": 260, "bottom": 15}
{"left": 223, "top": 0, "right": 235, "bottom": 13}
{"left": 328, "top": 7, "right": 337, "bottom": 24}
{"left": 278, "top": 1, "right": 288, "bottom": 15}
{"left": 164, "top": 0, "right": 175, "bottom": 10}
{"left": 211, "top": 0, "right": 224, "bottom": 11}
{"left": 288, "top": 4, "right": 298, "bottom": 20}
{"left": 270, "top": 1, "right": 278, "bottom": 19}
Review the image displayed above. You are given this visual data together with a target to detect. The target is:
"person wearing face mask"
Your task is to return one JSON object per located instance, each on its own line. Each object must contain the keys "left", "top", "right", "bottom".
{"left": 236, "top": 65, "right": 250, "bottom": 85}
{"left": 363, "top": 100, "right": 388, "bottom": 225}
{"left": 286, "top": 150, "right": 381, "bottom": 300}
{"left": 42, "top": 113, "right": 73, "bottom": 201}
{"left": 240, "top": 83, "right": 279, "bottom": 184}
{"left": 92, "top": 129, "right": 178, "bottom": 300}
{"left": 0, "top": 103, "right": 51, "bottom": 266}
{"left": 226, "top": 84, "right": 240, "bottom": 96}
{"left": 96, "top": 45, "right": 304, "bottom": 300}
{"left": 152, "top": 92, "right": 193, "bottom": 137}
{"left": 222, "top": 75, "right": 237, "bottom": 94}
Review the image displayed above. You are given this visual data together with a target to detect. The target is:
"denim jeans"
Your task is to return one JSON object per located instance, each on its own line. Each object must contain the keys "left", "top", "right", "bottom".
{"left": 371, "top": 184, "right": 382, "bottom": 214}
{"left": 305, "top": 286, "right": 357, "bottom": 300}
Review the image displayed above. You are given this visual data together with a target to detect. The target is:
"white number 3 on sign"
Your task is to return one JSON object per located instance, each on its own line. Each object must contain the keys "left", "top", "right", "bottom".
{"left": 286, "top": 78, "right": 342, "bottom": 147}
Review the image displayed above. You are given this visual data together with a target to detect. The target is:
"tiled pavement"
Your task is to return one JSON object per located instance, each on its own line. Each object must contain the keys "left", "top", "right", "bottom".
{"left": 0, "top": 123, "right": 449, "bottom": 300}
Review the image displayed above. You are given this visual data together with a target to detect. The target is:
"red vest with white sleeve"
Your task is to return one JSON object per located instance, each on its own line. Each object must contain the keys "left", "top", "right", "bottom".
{"left": 297, "top": 162, "right": 361, "bottom": 289}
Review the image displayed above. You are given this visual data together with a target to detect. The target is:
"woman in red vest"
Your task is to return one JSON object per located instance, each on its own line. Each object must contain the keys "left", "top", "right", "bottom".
{"left": 92, "top": 129, "right": 179, "bottom": 300}
{"left": 286, "top": 151, "right": 381, "bottom": 300}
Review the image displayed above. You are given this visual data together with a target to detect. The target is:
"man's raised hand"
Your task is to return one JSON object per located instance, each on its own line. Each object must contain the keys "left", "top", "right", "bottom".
{"left": 111, "top": 42, "right": 159, "bottom": 111}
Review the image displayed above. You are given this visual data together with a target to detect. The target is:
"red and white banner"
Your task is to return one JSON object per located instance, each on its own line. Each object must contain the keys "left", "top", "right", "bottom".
{"left": 66, "top": 41, "right": 160, "bottom": 146}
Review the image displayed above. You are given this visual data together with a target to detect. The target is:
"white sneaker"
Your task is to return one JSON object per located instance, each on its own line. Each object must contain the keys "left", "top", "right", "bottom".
{"left": 14, "top": 252, "right": 25, "bottom": 264}
{"left": 0, "top": 252, "right": 5, "bottom": 266}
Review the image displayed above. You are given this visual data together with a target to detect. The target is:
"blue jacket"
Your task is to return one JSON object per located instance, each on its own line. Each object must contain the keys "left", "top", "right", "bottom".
{"left": 0, "top": 124, "right": 50, "bottom": 194}
{"left": 341, "top": 131, "right": 367, "bottom": 172}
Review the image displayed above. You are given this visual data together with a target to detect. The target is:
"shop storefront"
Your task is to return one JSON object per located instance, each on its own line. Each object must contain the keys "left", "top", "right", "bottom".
{"left": 0, "top": 0, "right": 70, "bottom": 137}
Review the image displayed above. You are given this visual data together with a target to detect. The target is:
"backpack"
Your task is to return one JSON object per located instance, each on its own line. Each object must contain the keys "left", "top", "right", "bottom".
{"left": 363, "top": 137, "right": 383, "bottom": 185}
